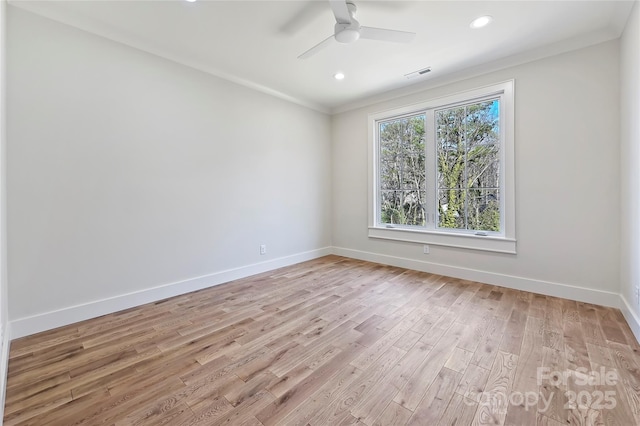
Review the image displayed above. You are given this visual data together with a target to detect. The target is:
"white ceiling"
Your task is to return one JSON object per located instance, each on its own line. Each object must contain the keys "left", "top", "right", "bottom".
{"left": 10, "top": 0, "right": 636, "bottom": 113}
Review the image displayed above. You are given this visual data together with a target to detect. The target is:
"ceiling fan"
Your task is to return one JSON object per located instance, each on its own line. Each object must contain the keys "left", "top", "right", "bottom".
{"left": 298, "top": 0, "right": 416, "bottom": 59}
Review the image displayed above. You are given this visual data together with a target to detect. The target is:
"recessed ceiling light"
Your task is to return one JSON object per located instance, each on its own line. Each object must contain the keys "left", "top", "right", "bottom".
{"left": 470, "top": 15, "right": 493, "bottom": 29}
{"left": 185, "top": 0, "right": 197, "bottom": 3}
{"left": 334, "top": 72, "right": 345, "bottom": 80}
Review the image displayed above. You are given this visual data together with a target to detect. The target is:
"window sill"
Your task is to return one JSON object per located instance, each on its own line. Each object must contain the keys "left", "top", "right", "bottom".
{"left": 368, "top": 226, "right": 517, "bottom": 254}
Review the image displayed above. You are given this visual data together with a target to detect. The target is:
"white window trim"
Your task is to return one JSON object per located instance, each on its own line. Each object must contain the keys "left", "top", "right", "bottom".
{"left": 367, "top": 80, "right": 516, "bottom": 254}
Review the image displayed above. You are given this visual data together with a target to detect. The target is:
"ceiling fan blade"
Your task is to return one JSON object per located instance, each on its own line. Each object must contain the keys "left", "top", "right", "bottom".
{"left": 329, "top": 0, "right": 352, "bottom": 24}
{"left": 298, "top": 34, "right": 335, "bottom": 59}
{"left": 360, "top": 26, "right": 416, "bottom": 43}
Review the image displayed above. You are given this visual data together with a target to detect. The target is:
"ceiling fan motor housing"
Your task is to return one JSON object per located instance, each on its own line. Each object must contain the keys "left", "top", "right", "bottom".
{"left": 335, "top": 21, "right": 361, "bottom": 43}
{"left": 298, "top": 0, "right": 415, "bottom": 59}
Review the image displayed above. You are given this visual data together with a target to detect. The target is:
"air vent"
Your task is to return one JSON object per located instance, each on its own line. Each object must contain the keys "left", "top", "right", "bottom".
{"left": 404, "top": 67, "right": 431, "bottom": 79}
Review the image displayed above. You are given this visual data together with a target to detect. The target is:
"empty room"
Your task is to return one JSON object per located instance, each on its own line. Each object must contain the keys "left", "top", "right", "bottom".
{"left": 0, "top": 0, "right": 639, "bottom": 425}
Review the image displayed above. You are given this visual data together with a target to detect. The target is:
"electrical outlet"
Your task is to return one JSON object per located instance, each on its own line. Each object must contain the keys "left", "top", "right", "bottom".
{"left": 423, "top": 245, "right": 430, "bottom": 254}
{"left": 260, "top": 244, "right": 267, "bottom": 255}
{"left": 635, "top": 286, "right": 640, "bottom": 306}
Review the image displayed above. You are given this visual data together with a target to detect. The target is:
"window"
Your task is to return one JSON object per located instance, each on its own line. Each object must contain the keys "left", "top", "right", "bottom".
{"left": 368, "top": 81, "right": 516, "bottom": 253}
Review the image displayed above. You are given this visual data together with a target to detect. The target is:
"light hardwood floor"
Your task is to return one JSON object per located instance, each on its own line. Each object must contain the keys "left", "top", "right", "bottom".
{"left": 4, "top": 256, "right": 640, "bottom": 425}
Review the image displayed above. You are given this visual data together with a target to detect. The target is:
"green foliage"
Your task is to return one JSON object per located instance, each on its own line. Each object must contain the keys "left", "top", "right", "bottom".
{"left": 379, "top": 114, "right": 426, "bottom": 226}
{"left": 379, "top": 99, "right": 501, "bottom": 232}
{"left": 477, "top": 201, "right": 500, "bottom": 232}
{"left": 436, "top": 100, "right": 500, "bottom": 232}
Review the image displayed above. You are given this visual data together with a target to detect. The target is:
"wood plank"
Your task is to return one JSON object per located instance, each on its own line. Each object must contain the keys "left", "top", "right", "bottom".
{"left": 407, "top": 366, "right": 462, "bottom": 425}
{"left": 471, "top": 316, "right": 507, "bottom": 370}
{"left": 393, "top": 329, "right": 422, "bottom": 351}
{"left": 455, "top": 362, "right": 491, "bottom": 403}
{"left": 309, "top": 346, "right": 406, "bottom": 425}
{"left": 608, "top": 341, "right": 640, "bottom": 424}
{"left": 586, "top": 342, "right": 616, "bottom": 369}
{"left": 255, "top": 340, "right": 366, "bottom": 426}
{"left": 224, "top": 371, "right": 279, "bottom": 407}
{"left": 277, "top": 364, "right": 361, "bottom": 426}
{"left": 349, "top": 344, "right": 423, "bottom": 424}
{"left": 372, "top": 401, "right": 412, "bottom": 426}
{"left": 437, "top": 393, "right": 479, "bottom": 426}
{"left": 563, "top": 320, "right": 591, "bottom": 371}
{"left": 5, "top": 256, "right": 640, "bottom": 426}
{"left": 394, "top": 322, "right": 464, "bottom": 410}
{"left": 564, "top": 368, "right": 603, "bottom": 425}
{"left": 499, "top": 308, "right": 528, "bottom": 356}
{"left": 350, "top": 316, "right": 414, "bottom": 371}
{"left": 471, "top": 350, "right": 518, "bottom": 426}
{"left": 198, "top": 389, "right": 274, "bottom": 426}
{"left": 388, "top": 341, "right": 433, "bottom": 391}
{"left": 444, "top": 347, "right": 473, "bottom": 373}
{"left": 268, "top": 321, "right": 361, "bottom": 376}
{"left": 504, "top": 316, "right": 544, "bottom": 426}
{"left": 538, "top": 346, "right": 568, "bottom": 424}
{"left": 536, "top": 413, "right": 565, "bottom": 426}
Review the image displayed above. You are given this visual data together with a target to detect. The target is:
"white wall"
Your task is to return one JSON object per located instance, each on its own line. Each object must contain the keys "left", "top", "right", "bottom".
{"left": 332, "top": 41, "right": 621, "bottom": 302}
{"left": 4, "top": 4, "right": 637, "bottom": 342}
{"left": 6, "top": 8, "right": 331, "bottom": 331}
{"left": 0, "top": 0, "right": 8, "bottom": 419}
{"left": 620, "top": 2, "right": 640, "bottom": 325}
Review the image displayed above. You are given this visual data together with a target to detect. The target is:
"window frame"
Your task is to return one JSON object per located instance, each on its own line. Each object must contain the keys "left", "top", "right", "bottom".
{"left": 368, "top": 80, "right": 516, "bottom": 254}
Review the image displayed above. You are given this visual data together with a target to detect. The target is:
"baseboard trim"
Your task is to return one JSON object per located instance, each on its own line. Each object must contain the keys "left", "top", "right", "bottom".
{"left": 332, "top": 247, "right": 622, "bottom": 309}
{"left": 0, "top": 321, "right": 11, "bottom": 425}
{"left": 10, "top": 247, "right": 332, "bottom": 339}
{"left": 619, "top": 295, "right": 640, "bottom": 345}
{"left": 9, "top": 245, "right": 635, "bottom": 344}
